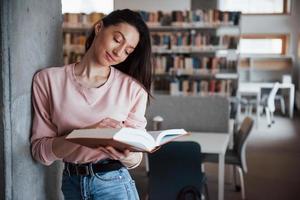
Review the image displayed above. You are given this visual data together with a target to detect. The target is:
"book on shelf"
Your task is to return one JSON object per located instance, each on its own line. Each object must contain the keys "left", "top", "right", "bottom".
{"left": 151, "top": 32, "right": 239, "bottom": 51}
{"left": 66, "top": 127, "right": 189, "bottom": 153}
{"left": 63, "top": 12, "right": 105, "bottom": 28}
{"left": 138, "top": 10, "right": 240, "bottom": 27}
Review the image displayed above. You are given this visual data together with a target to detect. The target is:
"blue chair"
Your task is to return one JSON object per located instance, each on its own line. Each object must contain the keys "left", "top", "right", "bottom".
{"left": 148, "top": 141, "right": 208, "bottom": 200}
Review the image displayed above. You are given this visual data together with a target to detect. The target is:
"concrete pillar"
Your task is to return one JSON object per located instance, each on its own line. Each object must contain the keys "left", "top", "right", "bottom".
{"left": 1, "top": 0, "right": 63, "bottom": 199}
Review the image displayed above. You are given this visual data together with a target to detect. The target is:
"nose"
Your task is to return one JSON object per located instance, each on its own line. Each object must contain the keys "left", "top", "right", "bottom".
{"left": 112, "top": 44, "right": 125, "bottom": 57}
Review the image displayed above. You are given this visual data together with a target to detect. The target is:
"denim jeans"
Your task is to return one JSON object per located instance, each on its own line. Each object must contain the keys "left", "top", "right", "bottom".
{"left": 61, "top": 167, "right": 140, "bottom": 200}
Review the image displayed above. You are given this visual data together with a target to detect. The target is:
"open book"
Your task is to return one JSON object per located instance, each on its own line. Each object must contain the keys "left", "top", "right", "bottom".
{"left": 66, "top": 128, "right": 189, "bottom": 153}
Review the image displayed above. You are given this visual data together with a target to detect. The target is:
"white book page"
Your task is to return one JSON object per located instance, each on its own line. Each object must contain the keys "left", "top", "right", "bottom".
{"left": 66, "top": 128, "right": 122, "bottom": 139}
{"left": 148, "top": 129, "right": 187, "bottom": 146}
{"left": 114, "top": 128, "right": 156, "bottom": 151}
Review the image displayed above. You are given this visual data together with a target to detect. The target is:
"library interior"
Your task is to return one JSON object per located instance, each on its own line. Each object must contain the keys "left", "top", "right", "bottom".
{"left": 1, "top": 0, "right": 300, "bottom": 200}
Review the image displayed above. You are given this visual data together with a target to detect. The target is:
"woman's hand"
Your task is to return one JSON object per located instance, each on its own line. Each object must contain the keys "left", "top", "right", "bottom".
{"left": 85, "top": 118, "right": 132, "bottom": 160}
{"left": 100, "top": 146, "right": 130, "bottom": 160}
{"left": 85, "top": 118, "right": 124, "bottom": 129}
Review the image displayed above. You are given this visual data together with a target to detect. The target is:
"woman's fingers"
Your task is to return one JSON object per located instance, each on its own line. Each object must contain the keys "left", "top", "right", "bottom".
{"left": 105, "top": 146, "right": 129, "bottom": 160}
{"left": 84, "top": 118, "right": 124, "bottom": 129}
{"left": 97, "top": 118, "right": 124, "bottom": 128}
{"left": 100, "top": 118, "right": 123, "bottom": 128}
{"left": 123, "top": 149, "right": 130, "bottom": 157}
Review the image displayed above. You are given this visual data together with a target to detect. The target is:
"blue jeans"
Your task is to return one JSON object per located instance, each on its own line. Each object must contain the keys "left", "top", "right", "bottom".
{"left": 61, "top": 167, "right": 140, "bottom": 200}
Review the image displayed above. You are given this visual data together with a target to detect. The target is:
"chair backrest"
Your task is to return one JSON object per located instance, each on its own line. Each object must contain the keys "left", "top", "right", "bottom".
{"left": 267, "top": 82, "right": 280, "bottom": 112}
{"left": 146, "top": 95, "right": 229, "bottom": 133}
{"left": 234, "top": 116, "right": 254, "bottom": 173}
{"left": 282, "top": 74, "right": 292, "bottom": 83}
{"left": 148, "top": 142, "right": 204, "bottom": 200}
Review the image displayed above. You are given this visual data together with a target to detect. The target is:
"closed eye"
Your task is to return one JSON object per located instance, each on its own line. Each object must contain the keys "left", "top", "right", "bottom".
{"left": 114, "top": 37, "right": 121, "bottom": 43}
{"left": 125, "top": 49, "right": 134, "bottom": 55}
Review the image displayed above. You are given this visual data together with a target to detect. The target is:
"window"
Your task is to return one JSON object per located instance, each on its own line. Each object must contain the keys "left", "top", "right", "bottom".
{"left": 219, "top": 0, "right": 289, "bottom": 14}
{"left": 62, "top": 0, "right": 114, "bottom": 14}
{"left": 240, "top": 35, "right": 288, "bottom": 55}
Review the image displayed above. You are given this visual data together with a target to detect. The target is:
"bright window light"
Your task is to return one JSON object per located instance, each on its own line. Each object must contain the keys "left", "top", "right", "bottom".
{"left": 62, "top": 0, "right": 114, "bottom": 14}
{"left": 240, "top": 38, "right": 283, "bottom": 54}
{"left": 219, "top": 0, "right": 284, "bottom": 14}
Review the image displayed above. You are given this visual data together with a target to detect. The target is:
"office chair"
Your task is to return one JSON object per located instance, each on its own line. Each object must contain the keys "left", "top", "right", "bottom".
{"left": 202, "top": 117, "right": 254, "bottom": 200}
{"left": 260, "top": 88, "right": 285, "bottom": 117}
{"left": 246, "top": 82, "right": 286, "bottom": 120}
{"left": 260, "top": 75, "right": 292, "bottom": 117}
{"left": 264, "top": 82, "right": 280, "bottom": 127}
{"left": 147, "top": 142, "right": 209, "bottom": 200}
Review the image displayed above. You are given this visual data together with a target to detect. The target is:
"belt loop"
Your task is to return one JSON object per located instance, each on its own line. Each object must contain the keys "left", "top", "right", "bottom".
{"left": 65, "top": 163, "right": 71, "bottom": 176}
{"left": 75, "top": 165, "right": 79, "bottom": 176}
{"left": 89, "top": 163, "right": 95, "bottom": 176}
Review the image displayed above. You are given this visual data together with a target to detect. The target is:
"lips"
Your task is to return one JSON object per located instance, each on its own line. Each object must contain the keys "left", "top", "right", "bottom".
{"left": 105, "top": 52, "right": 116, "bottom": 62}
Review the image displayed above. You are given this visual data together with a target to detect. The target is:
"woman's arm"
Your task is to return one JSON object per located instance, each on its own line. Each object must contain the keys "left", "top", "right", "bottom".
{"left": 31, "top": 73, "right": 64, "bottom": 165}
{"left": 120, "top": 87, "right": 148, "bottom": 169}
{"left": 52, "top": 136, "right": 80, "bottom": 159}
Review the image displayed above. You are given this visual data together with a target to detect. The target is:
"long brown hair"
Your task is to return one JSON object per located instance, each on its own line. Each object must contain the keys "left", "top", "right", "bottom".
{"left": 85, "top": 9, "right": 153, "bottom": 103}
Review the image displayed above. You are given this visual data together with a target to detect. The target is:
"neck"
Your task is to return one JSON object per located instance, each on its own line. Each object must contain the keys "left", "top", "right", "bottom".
{"left": 75, "top": 49, "right": 110, "bottom": 79}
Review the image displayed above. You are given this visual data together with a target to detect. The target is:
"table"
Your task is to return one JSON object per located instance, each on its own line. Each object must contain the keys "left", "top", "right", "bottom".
{"left": 176, "top": 132, "right": 230, "bottom": 200}
{"left": 238, "top": 82, "right": 295, "bottom": 126}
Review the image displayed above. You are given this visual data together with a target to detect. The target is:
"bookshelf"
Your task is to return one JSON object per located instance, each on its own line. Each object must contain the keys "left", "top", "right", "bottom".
{"left": 138, "top": 10, "right": 241, "bottom": 97}
{"left": 62, "top": 12, "right": 105, "bottom": 64}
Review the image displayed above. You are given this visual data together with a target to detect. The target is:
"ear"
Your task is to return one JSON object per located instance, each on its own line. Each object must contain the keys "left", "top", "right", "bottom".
{"left": 94, "top": 21, "right": 103, "bottom": 35}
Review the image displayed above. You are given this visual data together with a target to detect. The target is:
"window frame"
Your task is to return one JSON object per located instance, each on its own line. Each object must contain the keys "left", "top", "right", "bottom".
{"left": 240, "top": 34, "right": 289, "bottom": 55}
{"left": 219, "top": 0, "right": 291, "bottom": 15}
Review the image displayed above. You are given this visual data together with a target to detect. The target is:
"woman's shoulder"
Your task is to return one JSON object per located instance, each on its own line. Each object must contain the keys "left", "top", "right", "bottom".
{"left": 33, "top": 64, "right": 71, "bottom": 83}
{"left": 113, "top": 67, "right": 146, "bottom": 92}
{"left": 113, "top": 67, "right": 140, "bottom": 86}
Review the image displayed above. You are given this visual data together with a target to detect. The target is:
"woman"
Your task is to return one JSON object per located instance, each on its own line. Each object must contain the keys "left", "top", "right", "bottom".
{"left": 31, "top": 9, "right": 152, "bottom": 200}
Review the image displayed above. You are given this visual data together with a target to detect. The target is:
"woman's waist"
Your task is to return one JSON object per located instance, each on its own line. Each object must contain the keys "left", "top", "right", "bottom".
{"left": 63, "top": 159, "right": 124, "bottom": 176}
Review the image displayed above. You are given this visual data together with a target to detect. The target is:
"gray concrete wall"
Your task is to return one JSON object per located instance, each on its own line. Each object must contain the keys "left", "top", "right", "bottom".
{"left": 1, "top": 0, "right": 63, "bottom": 199}
{"left": 146, "top": 95, "right": 229, "bottom": 133}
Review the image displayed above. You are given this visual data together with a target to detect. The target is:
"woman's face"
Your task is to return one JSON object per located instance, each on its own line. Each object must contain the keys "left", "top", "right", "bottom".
{"left": 92, "top": 22, "right": 140, "bottom": 66}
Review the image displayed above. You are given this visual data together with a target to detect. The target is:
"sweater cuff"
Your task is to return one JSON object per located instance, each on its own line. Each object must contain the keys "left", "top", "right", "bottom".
{"left": 44, "top": 138, "right": 62, "bottom": 165}
{"left": 121, "top": 152, "right": 143, "bottom": 169}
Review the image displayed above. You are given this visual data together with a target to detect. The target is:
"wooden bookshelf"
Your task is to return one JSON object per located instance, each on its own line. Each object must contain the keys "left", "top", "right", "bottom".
{"left": 139, "top": 9, "right": 241, "bottom": 96}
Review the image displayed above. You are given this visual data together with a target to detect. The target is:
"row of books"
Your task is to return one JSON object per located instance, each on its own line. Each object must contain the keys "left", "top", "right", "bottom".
{"left": 167, "top": 79, "right": 233, "bottom": 96}
{"left": 153, "top": 56, "right": 237, "bottom": 74}
{"left": 138, "top": 10, "right": 240, "bottom": 26}
{"left": 63, "top": 12, "right": 105, "bottom": 28}
{"left": 64, "top": 32, "right": 87, "bottom": 46}
{"left": 151, "top": 32, "right": 238, "bottom": 50}
{"left": 63, "top": 52, "right": 83, "bottom": 65}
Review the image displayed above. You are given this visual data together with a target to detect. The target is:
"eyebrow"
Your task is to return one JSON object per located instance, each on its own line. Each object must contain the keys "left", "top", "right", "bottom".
{"left": 115, "top": 31, "right": 136, "bottom": 49}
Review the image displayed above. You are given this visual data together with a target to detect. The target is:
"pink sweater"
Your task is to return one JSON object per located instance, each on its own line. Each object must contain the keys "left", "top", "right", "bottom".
{"left": 31, "top": 64, "right": 147, "bottom": 166}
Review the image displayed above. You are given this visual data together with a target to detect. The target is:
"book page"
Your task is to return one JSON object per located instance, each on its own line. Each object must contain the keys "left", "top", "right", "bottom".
{"left": 66, "top": 128, "right": 122, "bottom": 139}
{"left": 147, "top": 131, "right": 162, "bottom": 141}
{"left": 148, "top": 129, "right": 187, "bottom": 146}
{"left": 114, "top": 128, "right": 156, "bottom": 151}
